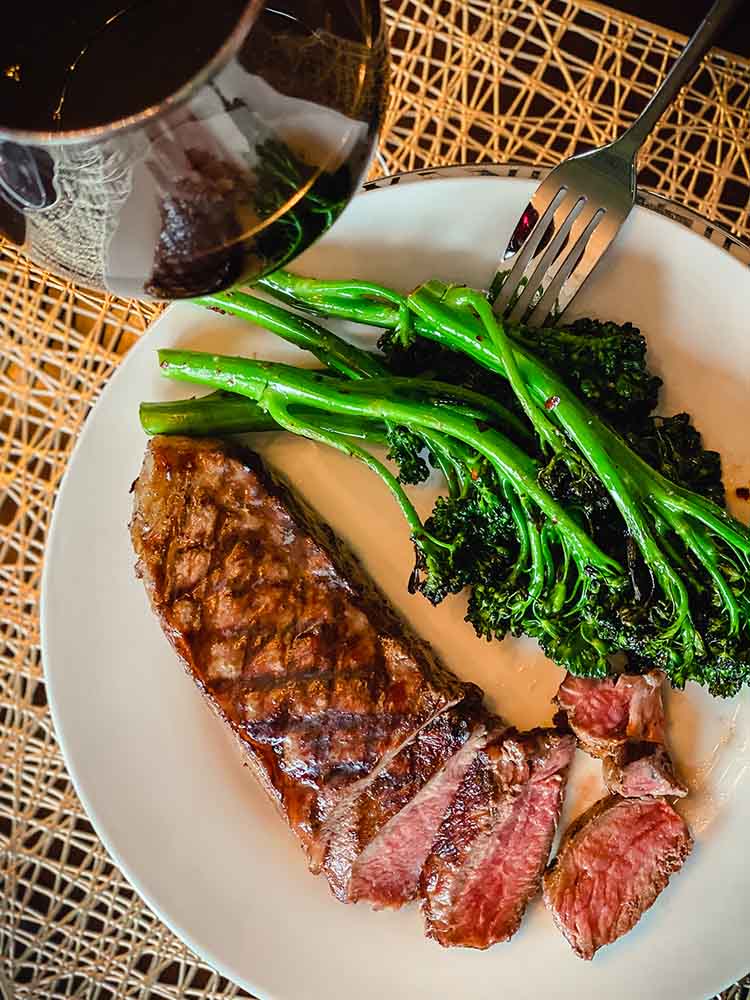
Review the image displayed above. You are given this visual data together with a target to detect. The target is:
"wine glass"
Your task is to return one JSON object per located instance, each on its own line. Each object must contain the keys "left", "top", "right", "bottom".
{"left": 0, "top": 0, "right": 388, "bottom": 299}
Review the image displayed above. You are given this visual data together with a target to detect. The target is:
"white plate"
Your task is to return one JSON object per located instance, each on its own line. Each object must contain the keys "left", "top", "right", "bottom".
{"left": 42, "top": 167, "right": 750, "bottom": 1000}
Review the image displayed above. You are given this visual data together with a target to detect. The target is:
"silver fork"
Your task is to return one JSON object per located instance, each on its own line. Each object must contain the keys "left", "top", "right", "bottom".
{"left": 489, "top": 0, "right": 742, "bottom": 327}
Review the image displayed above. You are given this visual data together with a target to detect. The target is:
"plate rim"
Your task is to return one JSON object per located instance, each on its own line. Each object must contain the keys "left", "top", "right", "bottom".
{"left": 363, "top": 162, "right": 750, "bottom": 271}
{"left": 39, "top": 166, "right": 750, "bottom": 1000}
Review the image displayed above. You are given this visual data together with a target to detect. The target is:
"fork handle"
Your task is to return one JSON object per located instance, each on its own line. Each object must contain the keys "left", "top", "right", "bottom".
{"left": 615, "top": 0, "right": 742, "bottom": 157}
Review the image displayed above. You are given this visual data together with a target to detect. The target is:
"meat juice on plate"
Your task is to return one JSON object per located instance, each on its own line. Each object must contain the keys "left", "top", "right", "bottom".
{"left": 666, "top": 692, "right": 746, "bottom": 835}
{"left": 0, "top": 1, "right": 387, "bottom": 297}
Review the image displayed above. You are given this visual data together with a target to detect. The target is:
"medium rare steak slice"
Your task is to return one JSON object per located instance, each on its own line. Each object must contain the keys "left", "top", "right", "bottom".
{"left": 603, "top": 742, "right": 687, "bottom": 799}
{"left": 323, "top": 689, "right": 485, "bottom": 907}
{"left": 130, "top": 436, "right": 469, "bottom": 870}
{"left": 419, "top": 727, "right": 575, "bottom": 949}
{"left": 339, "top": 705, "right": 489, "bottom": 907}
{"left": 554, "top": 671, "right": 666, "bottom": 757}
{"left": 543, "top": 795, "right": 692, "bottom": 960}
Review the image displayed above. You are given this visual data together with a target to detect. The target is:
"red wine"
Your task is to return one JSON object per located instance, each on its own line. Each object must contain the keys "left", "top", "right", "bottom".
{"left": 0, "top": 0, "right": 249, "bottom": 132}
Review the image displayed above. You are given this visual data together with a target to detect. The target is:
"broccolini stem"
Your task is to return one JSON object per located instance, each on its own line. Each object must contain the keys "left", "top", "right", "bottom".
{"left": 503, "top": 478, "right": 531, "bottom": 584}
{"left": 158, "top": 349, "right": 623, "bottom": 581}
{"left": 656, "top": 505, "right": 741, "bottom": 635}
{"left": 428, "top": 445, "right": 460, "bottom": 498}
{"left": 539, "top": 520, "right": 558, "bottom": 597}
{"left": 196, "top": 288, "right": 481, "bottom": 493}
{"left": 258, "top": 269, "right": 405, "bottom": 328}
{"left": 140, "top": 392, "right": 278, "bottom": 436}
{"left": 518, "top": 492, "right": 546, "bottom": 603}
{"left": 444, "top": 286, "right": 567, "bottom": 455}
{"left": 352, "top": 375, "right": 534, "bottom": 446}
{"left": 196, "top": 290, "right": 385, "bottom": 380}
{"left": 631, "top": 458, "right": 750, "bottom": 565}
{"left": 139, "top": 391, "right": 392, "bottom": 445}
{"left": 261, "top": 393, "right": 428, "bottom": 540}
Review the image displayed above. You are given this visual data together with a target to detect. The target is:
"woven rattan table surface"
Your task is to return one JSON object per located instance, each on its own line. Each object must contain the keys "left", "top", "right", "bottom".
{"left": 2, "top": 2, "right": 749, "bottom": 998}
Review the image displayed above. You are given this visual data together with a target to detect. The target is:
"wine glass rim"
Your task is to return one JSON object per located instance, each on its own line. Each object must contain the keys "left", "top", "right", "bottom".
{"left": 0, "top": 0, "right": 265, "bottom": 147}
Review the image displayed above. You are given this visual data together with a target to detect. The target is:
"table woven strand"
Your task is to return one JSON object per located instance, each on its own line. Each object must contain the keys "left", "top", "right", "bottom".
{"left": 1, "top": 2, "right": 749, "bottom": 998}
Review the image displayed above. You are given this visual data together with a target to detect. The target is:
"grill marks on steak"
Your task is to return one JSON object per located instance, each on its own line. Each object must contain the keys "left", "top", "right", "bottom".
{"left": 543, "top": 795, "right": 692, "bottom": 960}
{"left": 555, "top": 670, "right": 666, "bottom": 757}
{"left": 420, "top": 728, "right": 575, "bottom": 949}
{"left": 130, "top": 437, "right": 468, "bottom": 864}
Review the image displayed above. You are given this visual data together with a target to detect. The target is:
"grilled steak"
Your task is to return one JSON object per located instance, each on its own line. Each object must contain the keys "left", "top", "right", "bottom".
{"left": 130, "top": 436, "right": 471, "bottom": 877}
{"left": 326, "top": 695, "right": 486, "bottom": 904}
{"left": 603, "top": 741, "right": 687, "bottom": 799}
{"left": 554, "top": 671, "right": 666, "bottom": 757}
{"left": 543, "top": 795, "right": 692, "bottom": 960}
{"left": 132, "top": 435, "right": 690, "bottom": 956}
{"left": 420, "top": 727, "right": 575, "bottom": 949}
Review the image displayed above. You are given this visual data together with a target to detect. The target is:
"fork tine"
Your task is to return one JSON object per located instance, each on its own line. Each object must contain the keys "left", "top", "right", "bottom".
{"left": 491, "top": 178, "right": 567, "bottom": 313}
{"left": 516, "top": 204, "right": 604, "bottom": 325}
{"left": 505, "top": 194, "right": 588, "bottom": 325}
{"left": 527, "top": 210, "right": 619, "bottom": 327}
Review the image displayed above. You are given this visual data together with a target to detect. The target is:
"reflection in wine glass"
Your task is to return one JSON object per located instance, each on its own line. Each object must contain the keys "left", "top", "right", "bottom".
{"left": 0, "top": 1, "right": 388, "bottom": 298}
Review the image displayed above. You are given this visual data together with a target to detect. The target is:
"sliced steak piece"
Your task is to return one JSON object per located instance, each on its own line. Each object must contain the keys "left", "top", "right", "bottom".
{"left": 420, "top": 727, "right": 575, "bottom": 949}
{"left": 554, "top": 670, "right": 666, "bottom": 757}
{"left": 603, "top": 742, "right": 687, "bottom": 799}
{"left": 340, "top": 705, "right": 489, "bottom": 907}
{"left": 543, "top": 795, "right": 692, "bottom": 960}
{"left": 130, "top": 436, "right": 469, "bottom": 873}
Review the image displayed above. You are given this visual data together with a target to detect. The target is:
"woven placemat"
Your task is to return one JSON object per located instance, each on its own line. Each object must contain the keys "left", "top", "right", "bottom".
{"left": 1, "top": 2, "right": 749, "bottom": 998}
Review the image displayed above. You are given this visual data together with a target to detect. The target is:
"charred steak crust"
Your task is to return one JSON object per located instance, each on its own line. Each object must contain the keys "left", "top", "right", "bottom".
{"left": 130, "top": 436, "right": 470, "bottom": 871}
{"left": 420, "top": 727, "right": 575, "bottom": 949}
{"left": 543, "top": 795, "right": 693, "bottom": 960}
